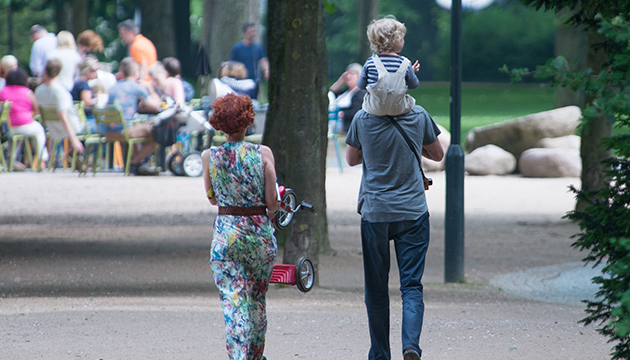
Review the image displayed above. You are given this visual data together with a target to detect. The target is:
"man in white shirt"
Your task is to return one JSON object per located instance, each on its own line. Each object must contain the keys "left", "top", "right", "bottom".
{"left": 29, "top": 25, "right": 58, "bottom": 78}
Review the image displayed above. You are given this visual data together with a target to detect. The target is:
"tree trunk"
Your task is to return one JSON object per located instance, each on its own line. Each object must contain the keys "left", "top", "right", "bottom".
{"left": 55, "top": 0, "right": 71, "bottom": 31}
{"left": 577, "top": 31, "right": 612, "bottom": 211}
{"left": 265, "top": 0, "right": 329, "bottom": 280}
{"left": 357, "top": 0, "right": 379, "bottom": 62}
{"left": 203, "top": 0, "right": 259, "bottom": 78}
{"left": 72, "top": 0, "right": 89, "bottom": 34}
{"left": 172, "top": 0, "right": 193, "bottom": 77}
{"left": 554, "top": 9, "right": 587, "bottom": 108}
{"left": 138, "top": 0, "right": 176, "bottom": 59}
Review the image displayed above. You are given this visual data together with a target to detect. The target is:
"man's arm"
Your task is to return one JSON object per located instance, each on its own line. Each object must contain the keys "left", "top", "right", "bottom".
{"left": 422, "top": 137, "right": 444, "bottom": 162}
{"left": 259, "top": 57, "right": 269, "bottom": 80}
{"left": 346, "top": 145, "right": 362, "bottom": 166}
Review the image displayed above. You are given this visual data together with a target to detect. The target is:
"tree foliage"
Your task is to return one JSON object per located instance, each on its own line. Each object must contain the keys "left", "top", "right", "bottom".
{"left": 434, "top": 0, "right": 555, "bottom": 82}
{"left": 564, "top": 18, "right": 630, "bottom": 359}
{"left": 505, "top": 11, "right": 630, "bottom": 359}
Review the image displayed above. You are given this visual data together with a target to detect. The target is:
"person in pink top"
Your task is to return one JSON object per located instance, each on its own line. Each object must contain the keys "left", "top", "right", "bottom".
{"left": 0, "top": 68, "right": 49, "bottom": 167}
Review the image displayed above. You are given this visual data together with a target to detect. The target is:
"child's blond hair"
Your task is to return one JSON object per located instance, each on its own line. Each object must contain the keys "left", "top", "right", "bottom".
{"left": 367, "top": 16, "right": 406, "bottom": 54}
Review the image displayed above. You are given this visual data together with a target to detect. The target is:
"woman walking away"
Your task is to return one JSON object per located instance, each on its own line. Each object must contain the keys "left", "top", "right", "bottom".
{"left": 202, "top": 93, "right": 279, "bottom": 360}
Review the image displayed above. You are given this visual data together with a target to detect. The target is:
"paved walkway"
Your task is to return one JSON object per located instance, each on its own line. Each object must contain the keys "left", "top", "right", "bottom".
{"left": 0, "top": 158, "right": 612, "bottom": 359}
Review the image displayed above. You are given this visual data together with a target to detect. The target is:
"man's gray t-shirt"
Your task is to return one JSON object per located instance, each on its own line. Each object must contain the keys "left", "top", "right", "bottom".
{"left": 346, "top": 106, "right": 441, "bottom": 222}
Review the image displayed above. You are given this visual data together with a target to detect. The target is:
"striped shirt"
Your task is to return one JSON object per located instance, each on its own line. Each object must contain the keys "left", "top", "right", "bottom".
{"left": 357, "top": 54, "right": 419, "bottom": 90}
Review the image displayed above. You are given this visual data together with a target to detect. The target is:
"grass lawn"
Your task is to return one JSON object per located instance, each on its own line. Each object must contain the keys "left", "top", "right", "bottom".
{"left": 409, "top": 82, "right": 556, "bottom": 145}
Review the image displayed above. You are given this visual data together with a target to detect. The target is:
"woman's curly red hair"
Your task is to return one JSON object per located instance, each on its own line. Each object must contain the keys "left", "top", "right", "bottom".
{"left": 209, "top": 94, "right": 255, "bottom": 134}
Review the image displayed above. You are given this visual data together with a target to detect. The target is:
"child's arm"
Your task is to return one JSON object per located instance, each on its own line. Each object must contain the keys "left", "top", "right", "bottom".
{"left": 356, "top": 63, "right": 369, "bottom": 90}
{"left": 406, "top": 61, "right": 420, "bottom": 90}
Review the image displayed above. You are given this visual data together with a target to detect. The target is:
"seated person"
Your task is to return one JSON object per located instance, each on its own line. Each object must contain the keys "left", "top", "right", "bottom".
{"left": 162, "top": 57, "right": 195, "bottom": 102}
{"left": 218, "top": 61, "right": 256, "bottom": 99}
{"left": 0, "top": 55, "right": 18, "bottom": 91}
{"left": 148, "top": 61, "right": 185, "bottom": 106}
{"left": 329, "top": 63, "right": 366, "bottom": 134}
{"left": 72, "top": 55, "right": 99, "bottom": 118}
{"left": 0, "top": 68, "right": 49, "bottom": 167}
{"left": 107, "top": 57, "right": 161, "bottom": 175}
{"left": 34, "top": 59, "right": 84, "bottom": 154}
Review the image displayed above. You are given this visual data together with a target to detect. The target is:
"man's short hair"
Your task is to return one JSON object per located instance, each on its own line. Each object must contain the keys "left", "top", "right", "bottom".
{"left": 242, "top": 22, "right": 255, "bottom": 33}
{"left": 29, "top": 25, "right": 47, "bottom": 37}
{"left": 119, "top": 57, "right": 139, "bottom": 77}
{"left": 118, "top": 20, "right": 137, "bottom": 34}
{"left": 45, "top": 59, "right": 63, "bottom": 78}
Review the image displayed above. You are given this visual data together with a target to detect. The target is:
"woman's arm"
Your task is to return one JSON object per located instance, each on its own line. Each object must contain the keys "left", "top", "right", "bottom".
{"left": 220, "top": 77, "right": 256, "bottom": 94}
{"left": 202, "top": 149, "right": 217, "bottom": 205}
{"left": 58, "top": 110, "right": 84, "bottom": 153}
{"left": 80, "top": 89, "right": 97, "bottom": 108}
{"left": 28, "top": 90, "right": 38, "bottom": 114}
{"left": 261, "top": 145, "right": 279, "bottom": 214}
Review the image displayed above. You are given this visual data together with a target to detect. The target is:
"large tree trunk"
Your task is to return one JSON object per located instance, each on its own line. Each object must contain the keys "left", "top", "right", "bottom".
{"left": 172, "top": 0, "right": 193, "bottom": 77}
{"left": 138, "top": 0, "right": 176, "bottom": 59}
{"left": 55, "top": 0, "right": 71, "bottom": 31}
{"left": 265, "top": 0, "right": 329, "bottom": 280}
{"left": 72, "top": 0, "right": 88, "bottom": 34}
{"left": 357, "top": 0, "right": 379, "bottom": 62}
{"left": 554, "top": 9, "right": 587, "bottom": 108}
{"left": 577, "top": 32, "right": 612, "bottom": 211}
{"left": 203, "top": 0, "right": 259, "bottom": 78}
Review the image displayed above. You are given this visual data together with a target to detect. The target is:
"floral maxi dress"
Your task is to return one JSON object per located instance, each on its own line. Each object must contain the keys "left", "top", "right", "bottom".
{"left": 209, "top": 141, "right": 277, "bottom": 360}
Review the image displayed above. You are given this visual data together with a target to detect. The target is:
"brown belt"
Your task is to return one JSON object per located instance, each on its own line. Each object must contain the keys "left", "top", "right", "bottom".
{"left": 218, "top": 206, "right": 267, "bottom": 216}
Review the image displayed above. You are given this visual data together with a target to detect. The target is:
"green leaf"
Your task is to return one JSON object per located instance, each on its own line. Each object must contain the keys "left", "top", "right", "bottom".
{"left": 324, "top": 0, "right": 336, "bottom": 14}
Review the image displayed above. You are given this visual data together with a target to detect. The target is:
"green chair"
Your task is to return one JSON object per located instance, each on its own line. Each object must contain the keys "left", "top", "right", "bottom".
{"left": 0, "top": 101, "right": 43, "bottom": 172}
{"left": 92, "top": 104, "right": 154, "bottom": 176}
{"left": 39, "top": 106, "right": 83, "bottom": 174}
{"left": 73, "top": 101, "right": 101, "bottom": 175}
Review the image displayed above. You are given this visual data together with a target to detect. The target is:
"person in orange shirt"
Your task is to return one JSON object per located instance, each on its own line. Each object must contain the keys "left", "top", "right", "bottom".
{"left": 117, "top": 20, "right": 157, "bottom": 82}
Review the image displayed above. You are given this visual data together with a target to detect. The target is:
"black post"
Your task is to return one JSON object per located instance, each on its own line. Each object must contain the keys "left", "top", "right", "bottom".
{"left": 445, "top": 0, "right": 465, "bottom": 283}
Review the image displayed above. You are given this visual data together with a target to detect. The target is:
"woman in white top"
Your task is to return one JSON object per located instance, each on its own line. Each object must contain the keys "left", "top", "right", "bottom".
{"left": 45, "top": 31, "right": 81, "bottom": 92}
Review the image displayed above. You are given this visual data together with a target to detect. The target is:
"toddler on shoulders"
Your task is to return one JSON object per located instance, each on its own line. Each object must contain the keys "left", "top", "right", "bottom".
{"left": 358, "top": 16, "right": 420, "bottom": 117}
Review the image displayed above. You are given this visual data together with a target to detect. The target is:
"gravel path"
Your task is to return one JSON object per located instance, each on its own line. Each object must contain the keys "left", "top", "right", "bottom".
{"left": 0, "top": 164, "right": 611, "bottom": 359}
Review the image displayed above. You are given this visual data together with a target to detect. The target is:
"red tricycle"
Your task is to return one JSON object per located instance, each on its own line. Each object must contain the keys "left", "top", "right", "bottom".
{"left": 269, "top": 185, "right": 315, "bottom": 293}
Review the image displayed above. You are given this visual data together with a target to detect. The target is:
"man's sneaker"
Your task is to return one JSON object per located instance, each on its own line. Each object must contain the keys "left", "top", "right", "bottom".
{"left": 137, "top": 164, "right": 160, "bottom": 176}
{"left": 403, "top": 349, "right": 421, "bottom": 360}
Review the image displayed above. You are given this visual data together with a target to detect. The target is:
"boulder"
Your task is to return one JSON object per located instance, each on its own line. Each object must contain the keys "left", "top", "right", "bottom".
{"left": 465, "top": 106, "right": 581, "bottom": 158}
{"left": 534, "top": 135, "right": 580, "bottom": 150}
{"left": 422, "top": 124, "right": 450, "bottom": 172}
{"left": 465, "top": 144, "right": 517, "bottom": 175}
{"left": 519, "top": 148, "right": 581, "bottom": 178}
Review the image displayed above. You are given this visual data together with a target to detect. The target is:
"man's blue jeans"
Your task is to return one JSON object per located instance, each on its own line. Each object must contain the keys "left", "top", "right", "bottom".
{"left": 361, "top": 212, "right": 430, "bottom": 360}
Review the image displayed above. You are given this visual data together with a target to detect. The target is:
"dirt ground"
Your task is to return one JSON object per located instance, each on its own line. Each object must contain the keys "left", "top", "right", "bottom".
{"left": 0, "top": 157, "right": 612, "bottom": 359}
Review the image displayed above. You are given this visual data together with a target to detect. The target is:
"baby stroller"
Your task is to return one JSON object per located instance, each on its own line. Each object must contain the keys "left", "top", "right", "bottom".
{"left": 158, "top": 103, "right": 214, "bottom": 177}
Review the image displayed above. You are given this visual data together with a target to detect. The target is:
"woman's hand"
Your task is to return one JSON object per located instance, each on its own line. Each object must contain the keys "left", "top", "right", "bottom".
{"left": 262, "top": 146, "right": 280, "bottom": 214}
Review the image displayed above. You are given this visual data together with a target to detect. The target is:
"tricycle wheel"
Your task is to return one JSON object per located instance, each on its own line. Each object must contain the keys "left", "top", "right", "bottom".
{"left": 295, "top": 256, "right": 314, "bottom": 293}
{"left": 273, "top": 189, "right": 297, "bottom": 230}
